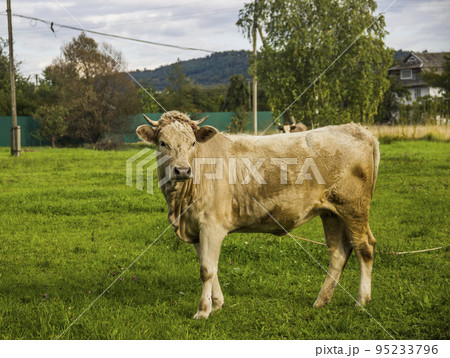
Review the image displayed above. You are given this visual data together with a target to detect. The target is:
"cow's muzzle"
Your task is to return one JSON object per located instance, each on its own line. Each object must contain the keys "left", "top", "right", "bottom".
{"left": 173, "top": 166, "right": 192, "bottom": 181}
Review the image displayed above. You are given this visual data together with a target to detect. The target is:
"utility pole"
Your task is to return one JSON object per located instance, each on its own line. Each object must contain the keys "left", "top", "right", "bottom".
{"left": 252, "top": 0, "right": 258, "bottom": 135}
{"left": 7, "top": 0, "right": 20, "bottom": 157}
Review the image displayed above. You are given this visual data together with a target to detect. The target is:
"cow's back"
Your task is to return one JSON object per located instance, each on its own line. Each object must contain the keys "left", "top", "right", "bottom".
{"left": 197, "top": 123, "right": 378, "bottom": 234}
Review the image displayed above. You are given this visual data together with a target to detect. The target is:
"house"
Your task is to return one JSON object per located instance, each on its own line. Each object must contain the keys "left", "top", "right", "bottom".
{"left": 388, "top": 52, "right": 448, "bottom": 104}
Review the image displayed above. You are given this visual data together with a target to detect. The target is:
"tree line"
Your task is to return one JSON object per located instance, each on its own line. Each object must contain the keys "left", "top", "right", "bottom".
{"left": 237, "top": 0, "right": 448, "bottom": 126}
{"left": 1, "top": 0, "right": 448, "bottom": 147}
{"left": 0, "top": 33, "right": 268, "bottom": 146}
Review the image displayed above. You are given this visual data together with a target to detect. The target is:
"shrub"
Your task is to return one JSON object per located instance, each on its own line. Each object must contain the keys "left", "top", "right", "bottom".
{"left": 228, "top": 106, "right": 250, "bottom": 133}
{"left": 33, "top": 105, "right": 68, "bottom": 148}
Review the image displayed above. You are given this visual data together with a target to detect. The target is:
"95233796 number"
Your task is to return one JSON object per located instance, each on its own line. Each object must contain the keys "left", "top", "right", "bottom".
{"left": 375, "top": 345, "right": 438, "bottom": 355}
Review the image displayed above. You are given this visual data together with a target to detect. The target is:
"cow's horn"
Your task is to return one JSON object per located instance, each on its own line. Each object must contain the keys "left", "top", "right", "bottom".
{"left": 143, "top": 114, "right": 160, "bottom": 127}
{"left": 193, "top": 115, "right": 209, "bottom": 126}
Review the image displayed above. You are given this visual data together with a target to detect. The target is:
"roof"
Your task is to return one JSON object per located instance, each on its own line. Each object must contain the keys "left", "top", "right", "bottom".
{"left": 414, "top": 52, "right": 448, "bottom": 69}
{"left": 389, "top": 52, "right": 448, "bottom": 71}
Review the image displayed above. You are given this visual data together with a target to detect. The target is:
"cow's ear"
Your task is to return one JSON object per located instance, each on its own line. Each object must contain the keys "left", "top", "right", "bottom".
{"left": 195, "top": 125, "right": 218, "bottom": 143}
{"left": 136, "top": 125, "right": 157, "bottom": 144}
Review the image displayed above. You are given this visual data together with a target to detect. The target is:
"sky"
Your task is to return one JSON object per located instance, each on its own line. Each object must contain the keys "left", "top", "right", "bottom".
{"left": 1, "top": 0, "right": 449, "bottom": 78}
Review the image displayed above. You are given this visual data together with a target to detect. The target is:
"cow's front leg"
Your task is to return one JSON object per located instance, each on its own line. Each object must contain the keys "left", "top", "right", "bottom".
{"left": 211, "top": 274, "right": 224, "bottom": 311}
{"left": 193, "top": 227, "right": 226, "bottom": 319}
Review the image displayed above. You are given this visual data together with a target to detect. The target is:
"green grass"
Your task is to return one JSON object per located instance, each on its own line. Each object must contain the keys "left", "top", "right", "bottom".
{"left": 0, "top": 142, "right": 448, "bottom": 339}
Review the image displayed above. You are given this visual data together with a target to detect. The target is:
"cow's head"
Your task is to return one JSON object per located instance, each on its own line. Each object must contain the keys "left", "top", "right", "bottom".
{"left": 136, "top": 111, "right": 218, "bottom": 181}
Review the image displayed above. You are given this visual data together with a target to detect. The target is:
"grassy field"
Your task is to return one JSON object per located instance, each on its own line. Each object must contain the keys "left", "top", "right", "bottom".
{"left": 0, "top": 141, "right": 448, "bottom": 340}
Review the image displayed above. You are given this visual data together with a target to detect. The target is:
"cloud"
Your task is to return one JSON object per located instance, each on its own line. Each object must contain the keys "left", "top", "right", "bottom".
{"left": 1, "top": 0, "right": 448, "bottom": 77}
{"left": 382, "top": 0, "right": 450, "bottom": 51}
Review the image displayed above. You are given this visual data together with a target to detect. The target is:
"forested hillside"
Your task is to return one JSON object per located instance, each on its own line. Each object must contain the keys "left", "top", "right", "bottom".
{"left": 132, "top": 50, "right": 412, "bottom": 91}
{"left": 131, "top": 50, "right": 250, "bottom": 90}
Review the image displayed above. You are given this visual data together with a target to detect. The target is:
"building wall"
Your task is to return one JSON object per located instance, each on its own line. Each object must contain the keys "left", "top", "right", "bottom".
{"left": 404, "top": 86, "right": 444, "bottom": 104}
{"left": 429, "top": 87, "right": 443, "bottom": 97}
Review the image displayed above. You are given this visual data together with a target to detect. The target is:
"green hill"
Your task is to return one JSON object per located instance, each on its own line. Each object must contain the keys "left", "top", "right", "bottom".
{"left": 131, "top": 50, "right": 250, "bottom": 90}
{"left": 131, "top": 49, "right": 412, "bottom": 91}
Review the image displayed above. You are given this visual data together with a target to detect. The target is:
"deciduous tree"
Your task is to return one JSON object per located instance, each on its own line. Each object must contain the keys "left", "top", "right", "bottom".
{"left": 223, "top": 74, "right": 250, "bottom": 111}
{"left": 0, "top": 38, "right": 37, "bottom": 116}
{"left": 44, "top": 33, "right": 141, "bottom": 143}
{"left": 237, "top": 0, "right": 392, "bottom": 125}
{"left": 375, "top": 75, "right": 411, "bottom": 123}
{"left": 422, "top": 55, "right": 450, "bottom": 103}
{"left": 33, "top": 105, "right": 68, "bottom": 147}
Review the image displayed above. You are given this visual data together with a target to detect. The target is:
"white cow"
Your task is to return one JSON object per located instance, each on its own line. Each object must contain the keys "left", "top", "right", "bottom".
{"left": 137, "top": 111, "right": 380, "bottom": 319}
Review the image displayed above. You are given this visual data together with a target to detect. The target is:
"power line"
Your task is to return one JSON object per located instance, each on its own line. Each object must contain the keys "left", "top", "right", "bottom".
{"left": 3, "top": 13, "right": 217, "bottom": 53}
{"left": 3, "top": 8, "right": 238, "bottom": 36}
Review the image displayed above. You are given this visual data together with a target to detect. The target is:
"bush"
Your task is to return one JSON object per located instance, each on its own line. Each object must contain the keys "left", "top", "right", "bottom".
{"left": 33, "top": 105, "right": 68, "bottom": 148}
{"left": 93, "top": 137, "right": 123, "bottom": 151}
{"left": 227, "top": 106, "right": 250, "bottom": 133}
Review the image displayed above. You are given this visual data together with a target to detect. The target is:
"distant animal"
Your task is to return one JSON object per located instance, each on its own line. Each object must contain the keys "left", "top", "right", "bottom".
{"left": 278, "top": 122, "right": 308, "bottom": 133}
{"left": 136, "top": 111, "right": 380, "bottom": 319}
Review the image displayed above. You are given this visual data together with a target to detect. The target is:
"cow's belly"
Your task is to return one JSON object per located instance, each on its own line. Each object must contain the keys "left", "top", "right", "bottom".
{"left": 229, "top": 191, "right": 322, "bottom": 235}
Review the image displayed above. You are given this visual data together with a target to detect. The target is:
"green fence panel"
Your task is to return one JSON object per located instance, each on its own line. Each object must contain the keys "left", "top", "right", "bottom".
{"left": 124, "top": 112, "right": 276, "bottom": 143}
{"left": 0, "top": 116, "right": 48, "bottom": 147}
{"left": 1, "top": 112, "right": 277, "bottom": 146}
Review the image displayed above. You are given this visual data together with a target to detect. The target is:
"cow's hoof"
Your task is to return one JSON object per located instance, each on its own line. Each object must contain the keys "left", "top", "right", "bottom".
{"left": 193, "top": 311, "right": 210, "bottom": 319}
{"left": 212, "top": 299, "right": 224, "bottom": 311}
{"left": 356, "top": 297, "right": 371, "bottom": 308}
{"left": 313, "top": 298, "right": 329, "bottom": 308}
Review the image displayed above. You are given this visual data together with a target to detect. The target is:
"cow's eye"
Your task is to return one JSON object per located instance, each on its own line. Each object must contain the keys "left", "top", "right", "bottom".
{"left": 160, "top": 141, "right": 167, "bottom": 148}
{"left": 192, "top": 142, "right": 196, "bottom": 147}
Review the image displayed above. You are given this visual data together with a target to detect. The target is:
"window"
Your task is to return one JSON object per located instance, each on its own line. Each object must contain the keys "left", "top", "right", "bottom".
{"left": 414, "top": 88, "right": 421, "bottom": 99}
{"left": 400, "top": 69, "right": 412, "bottom": 79}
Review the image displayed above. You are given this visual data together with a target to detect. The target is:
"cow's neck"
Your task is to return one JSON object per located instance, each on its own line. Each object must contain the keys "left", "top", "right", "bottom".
{"left": 157, "top": 135, "right": 226, "bottom": 243}
{"left": 160, "top": 172, "right": 197, "bottom": 243}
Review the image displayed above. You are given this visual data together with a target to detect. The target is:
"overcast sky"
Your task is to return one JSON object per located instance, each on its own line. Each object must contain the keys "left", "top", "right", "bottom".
{"left": 1, "top": 0, "right": 449, "bottom": 78}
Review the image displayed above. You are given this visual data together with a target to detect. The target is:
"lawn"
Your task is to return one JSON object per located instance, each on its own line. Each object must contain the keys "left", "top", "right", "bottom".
{"left": 0, "top": 141, "right": 448, "bottom": 339}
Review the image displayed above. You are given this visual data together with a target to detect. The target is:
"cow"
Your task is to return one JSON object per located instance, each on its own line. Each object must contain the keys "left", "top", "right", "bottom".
{"left": 136, "top": 111, "right": 380, "bottom": 319}
{"left": 278, "top": 122, "right": 308, "bottom": 133}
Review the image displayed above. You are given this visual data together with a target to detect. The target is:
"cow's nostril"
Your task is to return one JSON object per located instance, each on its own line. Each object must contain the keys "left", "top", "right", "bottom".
{"left": 174, "top": 167, "right": 191, "bottom": 178}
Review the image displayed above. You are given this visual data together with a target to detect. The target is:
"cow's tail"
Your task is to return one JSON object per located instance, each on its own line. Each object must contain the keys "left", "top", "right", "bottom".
{"left": 371, "top": 135, "right": 380, "bottom": 197}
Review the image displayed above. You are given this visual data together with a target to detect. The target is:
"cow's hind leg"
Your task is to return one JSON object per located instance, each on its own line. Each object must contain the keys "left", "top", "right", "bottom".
{"left": 193, "top": 227, "right": 226, "bottom": 319}
{"left": 345, "top": 222, "right": 376, "bottom": 306}
{"left": 314, "top": 213, "right": 352, "bottom": 308}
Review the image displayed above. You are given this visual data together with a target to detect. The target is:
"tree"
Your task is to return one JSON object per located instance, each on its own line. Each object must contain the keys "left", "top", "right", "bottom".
{"left": 0, "top": 37, "right": 37, "bottom": 116}
{"left": 375, "top": 75, "right": 411, "bottom": 123}
{"left": 138, "top": 87, "right": 161, "bottom": 113}
{"left": 227, "top": 106, "right": 251, "bottom": 133}
{"left": 161, "top": 61, "right": 196, "bottom": 112}
{"left": 422, "top": 55, "right": 450, "bottom": 103}
{"left": 44, "top": 33, "right": 141, "bottom": 143}
{"left": 223, "top": 74, "right": 250, "bottom": 111}
{"left": 33, "top": 105, "right": 68, "bottom": 147}
{"left": 237, "top": 0, "right": 392, "bottom": 125}
{"left": 157, "top": 61, "right": 229, "bottom": 113}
